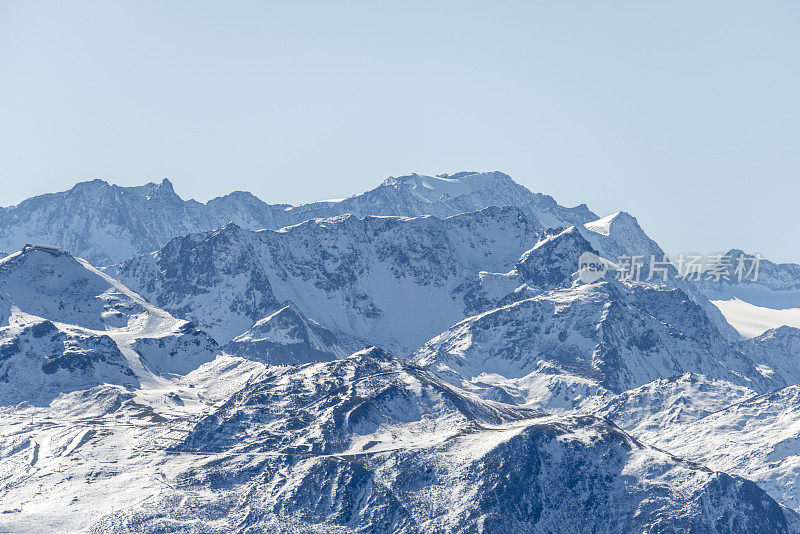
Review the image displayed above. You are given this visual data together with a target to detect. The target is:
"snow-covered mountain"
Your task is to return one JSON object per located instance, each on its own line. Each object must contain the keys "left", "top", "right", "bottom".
{"left": 619, "top": 383, "right": 800, "bottom": 514}
{"left": 6, "top": 175, "right": 800, "bottom": 531}
{"left": 583, "top": 333, "right": 800, "bottom": 516}
{"left": 0, "top": 317, "right": 137, "bottom": 406}
{"left": 110, "top": 202, "right": 736, "bottom": 353}
{"left": 581, "top": 211, "right": 740, "bottom": 340}
{"left": 110, "top": 206, "right": 545, "bottom": 350}
{"left": 0, "top": 172, "right": 594, "bottom": 266}
{"left": 736, "top": 326, "right": 800, "bottom": 385}
{"left": 285, "top": 171, "right": 597, "bottom": 229}
{"left": 513, "top": 226, "right": 597, "bottom": 289}
{"left": 2, "top": 348, "right": 785, "bottom": 533}
{"left": 223, "top": 302, "right": 365, "bottom": 365}
{"left": 0, "top": 248, "right": 219, "bottom": 405}
{"left": 148, "top": 349, "right": 796, "bottom": 533}
{"left": 582, "top": 211, "right": 663, "bottom": 264}
{"left": 0, "top": 179, "right": 211, "bottom": 266}
{"left": 413, "top": 280, "right": 773, "bottom": 406}
{"left": 700, "top": 250, "right": 800, "bottom": 293}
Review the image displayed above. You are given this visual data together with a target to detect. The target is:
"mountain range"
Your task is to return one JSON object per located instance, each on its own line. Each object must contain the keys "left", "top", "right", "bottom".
{"left": 2, "top": 172, "right": 800, "bottom": 532}
{"left": 0, "top": 172, "right": 593, "bottom": 266}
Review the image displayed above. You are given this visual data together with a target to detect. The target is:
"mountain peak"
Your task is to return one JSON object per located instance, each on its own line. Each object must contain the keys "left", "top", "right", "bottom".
{"left": 723, "top": 248, "right": 753, "bottom": 259}
{"left": 398, "top": 172, "right": 516, "bottom": 205}
{"left": 753, "top": 325, "right": 800, "bottom": 342}
{"left": 0, "top": 247, "right": 151, "bottom": 332}
{"left": 66, "top": 177, "right": 180, "bottom": 203}
{"left": 225, "top": 301, "right": 363, "bottom": 365}
{"left": 584, "top": 211, "right": 641, "bottom": 237}
{"left": 515, "top": 226, "right": 599, "bottom": 289}
{"left": 69, "top": 178, "right": 111, "bottom": 192}
{"left": 242, "top": 302, "right": 312, "bottom": 333}
{"left": 436, "top": 171, "right": 481, "bottom": 179}
{"left": 209, "top": 189, "right": 263, "bottom": 203}
{"left": 350, "top": 345, "right": 393, "bottom": 362}
{"left": 215, "top": 221, "right": 244, "bottom": 235}
{"left": 156, "top": 177, "right": 175, "bottom": 192}
{"left": 380, "top": 171, "right": 515, "bottom": 199}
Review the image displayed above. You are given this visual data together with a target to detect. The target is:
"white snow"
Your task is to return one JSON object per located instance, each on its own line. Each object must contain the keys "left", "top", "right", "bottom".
{"left": 583, "top": 212, "right": 620, "bottom": 236}
{"left": 712, "top": 297, "right": 800, "bottom": 338}
{"left": 385, "top": 174, "right": 490, "bottom": 203}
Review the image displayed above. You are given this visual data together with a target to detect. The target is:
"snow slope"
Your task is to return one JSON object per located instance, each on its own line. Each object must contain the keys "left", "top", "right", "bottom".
{"left": 223, "top": 302, "right": 366, "bottom": 365}
{"left": 2, "top": 349, "right": 788, "bottom": 533}
{"left": 699, "top": 250, "right": 800, "bottom": 337}
{"left": 622, "top": 385, "right": 800, "bottom": 514}
{"left": 736, "top": 326, "right": 800, "bottom": 386}
{"left": 0, "top": 354, "right": 266, "bottom": 532}
{"left": 413, "top": 280, "right": 773, "bottom": 402}
{"left": 110, "top": 207, "right": 545, "bottom": 350}
{"left": 711, "top": 297, "right": 800, "bottom": 338}
{"left": 597, "top": 373, "right": 757, "bottom": 438}
{"left": 0, "top": 248, "right": 219, "bottom": 406}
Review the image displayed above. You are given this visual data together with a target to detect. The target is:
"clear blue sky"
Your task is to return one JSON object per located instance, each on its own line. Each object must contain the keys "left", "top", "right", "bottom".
{"left": 1, "top": 1, "right": 798, "bottom": 261}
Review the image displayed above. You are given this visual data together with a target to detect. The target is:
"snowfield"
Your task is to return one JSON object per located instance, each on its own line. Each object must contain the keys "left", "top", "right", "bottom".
{"left": 700, "top": 250, "right": 800, "bottom": 337}
{"left": 712, "top": 297, "right": 800, "bottom": 338}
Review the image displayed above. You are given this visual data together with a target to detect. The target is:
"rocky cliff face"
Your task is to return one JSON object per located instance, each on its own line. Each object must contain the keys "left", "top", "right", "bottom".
{"left": 110, "top": 207, "right": 545, "bottom": 349}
